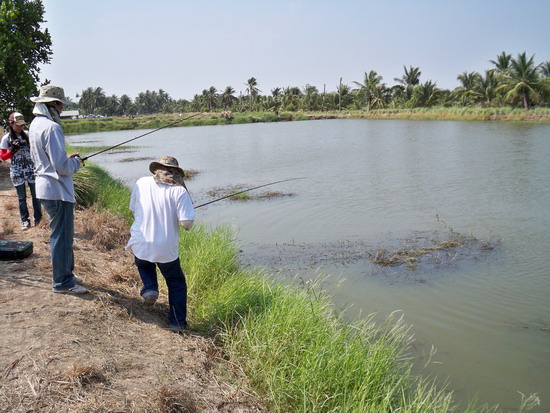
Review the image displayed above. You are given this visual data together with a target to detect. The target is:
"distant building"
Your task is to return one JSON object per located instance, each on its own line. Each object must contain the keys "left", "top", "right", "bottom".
{"left": 60, "top": 110, "right": 80, "bottom": 119}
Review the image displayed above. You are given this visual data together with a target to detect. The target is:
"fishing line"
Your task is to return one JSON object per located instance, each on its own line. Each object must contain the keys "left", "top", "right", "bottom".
{"left": 81, "top": 113, "right": 201, "bottom": 161}
{"left": 194, "top": 177, "right": 306, "bottom": 209}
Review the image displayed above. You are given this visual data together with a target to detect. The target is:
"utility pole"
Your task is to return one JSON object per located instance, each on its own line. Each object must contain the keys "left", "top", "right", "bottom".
{"left": 338, "top": 77, "right": 342, "bottom": 111}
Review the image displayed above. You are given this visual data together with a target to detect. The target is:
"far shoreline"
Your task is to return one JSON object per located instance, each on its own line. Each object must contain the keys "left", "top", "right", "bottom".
{"left": 62, "top": 107, "right": 550, "bottom": 135}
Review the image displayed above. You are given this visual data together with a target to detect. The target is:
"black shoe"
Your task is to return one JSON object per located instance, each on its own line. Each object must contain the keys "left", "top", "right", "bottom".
{"left": 168, "top": 323, "right": 188, "bottom": 334}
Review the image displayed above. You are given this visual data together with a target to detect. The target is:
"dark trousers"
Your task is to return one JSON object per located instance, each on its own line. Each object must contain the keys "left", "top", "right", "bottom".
{"left": 15, "top": 182, "right": 42, "bottom": 223}
{"left": 134, "top": 256, "right": 188, "bottom": 328}
{"left": 41, "top": 200, "right": 75, "bottom": 289}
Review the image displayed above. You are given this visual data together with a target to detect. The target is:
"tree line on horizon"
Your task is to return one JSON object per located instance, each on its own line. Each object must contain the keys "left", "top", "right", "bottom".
{"left": 73, "top": 51, "right": 550, "bottom": 117}
{"left": 1, "top": 1, "right": 549, "bottom": 123}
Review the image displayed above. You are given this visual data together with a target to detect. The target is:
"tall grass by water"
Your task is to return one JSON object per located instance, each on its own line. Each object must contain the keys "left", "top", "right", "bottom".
{"left": 75, "top": 163, "right": 539, "bottom": 412}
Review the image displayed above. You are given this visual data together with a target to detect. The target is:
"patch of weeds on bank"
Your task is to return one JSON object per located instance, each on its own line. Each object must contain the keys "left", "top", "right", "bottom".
{"left": 206, "top": 185, "right": 294, "bottom": 202}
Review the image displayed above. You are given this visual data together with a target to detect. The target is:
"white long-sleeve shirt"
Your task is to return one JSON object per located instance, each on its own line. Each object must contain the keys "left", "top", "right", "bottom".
{"left": 29, "top": 116, "right": 80, "bottom": 202}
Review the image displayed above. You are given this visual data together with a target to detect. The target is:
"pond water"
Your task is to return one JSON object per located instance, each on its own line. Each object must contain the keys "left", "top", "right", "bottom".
{"left": 69, "top": 119, "right": 550, "bottom": 411}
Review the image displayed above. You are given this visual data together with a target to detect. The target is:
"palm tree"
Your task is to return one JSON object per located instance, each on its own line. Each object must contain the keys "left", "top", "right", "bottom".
{"left": 78, "top": 87, "right": 106, "bottom": 114}
{"left": 245, "top": 77, "right": 261, "bottom": 111}
{"left": 497, "top": 52, "right": 544, "bottom": 109}
{"left": 271, "top": 87, "right": 282, "bottom": 100}
{"left": 336, "top": 82, "right": 352, "bottom": 109}
{"left": 539, "top": 61, "right": 550, "bottom": 78}
{"left": 302, "top": 84, "right": 319, "bottom": 111}
{"left": 281, "top": 86, "right": 302, "bottom": 111}
{"left": 270, "top": 87, "right": 282, "bottom": 112}
{"left": 118, "top": 94, "right": 133, "bottom": 116}
{"left": 221, "top": 86, "right": 237, "bottom": 109}
{"left": 477, "top": 69, "right": 500, "bottom": 106}
{"left": 394, "top": 65, "right": 421, "bottom": 100}
{"left": 353, "top": 70, "right": 383, "bottom": 111}
{"left": 202, "top": 86, "right": 218, "bottom": 111}
{"left": 453, "top": 71, "right": 482, "bottom": 105}
{"left": 410, "top": 80, "right": 440, "bottom": 107}
{"left": 490, "top": 51, "right": 512, "bottom": 73}
{"left": 103, "top": 94, "right": 119, "bottom": 116}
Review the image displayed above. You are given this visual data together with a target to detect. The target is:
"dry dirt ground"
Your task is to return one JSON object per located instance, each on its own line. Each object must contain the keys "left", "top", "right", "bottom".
{"left": 0, "top": 162, "right": 266, "bottom": 413}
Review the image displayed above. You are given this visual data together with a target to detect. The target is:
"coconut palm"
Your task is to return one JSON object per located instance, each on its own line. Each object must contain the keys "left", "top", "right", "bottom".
{"left": 497, "top": 52, "right": 545, "bottom": 109}
{"left": 302, "top": 84, "right": 319, "bottom": 110}
{"left": 394, "top": 65, "right": 422, "bottom": 101}
{"left": 539, "top": 61, "right": 550, "bottom": 78}
{"left": 477, "top": 69, "right": 500, "bottom": 106}
{"left": 281, "top": 86, "right": 302, "bottom": 111}
{"left": 353, "top": 70, "right": 383, "bottom": 111}
{"left": 79, "top": 87, "right": 106, "bottom": 114}
{"left": 118, "top": 94, "right": 133, "bottom": 116}
{"left": 221, "top": 86, "right": 237, "bottom": 109}
{"left": 201, "top": 86, "right": 218, "bottom": 111}
{"left": 490, "top": 51, "right": 512, "bottom": 73}
{"left": 271, "top": 87, "right": 282, "bottom": 100}
{"left": 410, "top": 80, "right": 440, "bottom": 107}
{"left": 453, "top": 71, "right": 482, "bottom": 105}
{"left": 245, "top": 77, "right": 261, "bottom": 111}
{"left": 336, "top": 82, "right": 353, "bottom": 109}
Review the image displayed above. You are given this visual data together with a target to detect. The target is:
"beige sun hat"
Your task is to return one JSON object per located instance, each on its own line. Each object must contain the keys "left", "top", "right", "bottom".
{"left": 149, "top": 155, "right": 185, "bottom": 176}
{"left": 30, "top": 85, "right": 70, "bottom": 104}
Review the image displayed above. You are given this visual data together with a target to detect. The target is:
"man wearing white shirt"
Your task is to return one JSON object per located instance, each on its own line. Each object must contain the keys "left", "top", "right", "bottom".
{"left": 29, "top": 85, "right": 86, "bottom": 294}
{"left": 126, "top": 156, "right": 195, "bottom": 333}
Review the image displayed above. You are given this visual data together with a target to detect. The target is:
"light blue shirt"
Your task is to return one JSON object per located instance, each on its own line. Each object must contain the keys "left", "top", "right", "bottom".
{"left": 29, "top": 116, "right": 80, "bottom": 203}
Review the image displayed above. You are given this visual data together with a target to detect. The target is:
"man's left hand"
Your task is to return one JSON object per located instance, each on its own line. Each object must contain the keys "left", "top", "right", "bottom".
{"left": 70, "top": 153, "right": 85, "bottom": 166}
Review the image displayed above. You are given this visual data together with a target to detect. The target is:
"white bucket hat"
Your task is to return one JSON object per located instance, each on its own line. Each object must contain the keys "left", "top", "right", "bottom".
{"left": 30, "top": 85, "right": 70, "bottom": 104}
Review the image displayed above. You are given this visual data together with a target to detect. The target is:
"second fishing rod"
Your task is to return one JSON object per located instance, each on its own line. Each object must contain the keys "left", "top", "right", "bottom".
{"left": 78, "top": 114, "right": 304, "bottom": 208}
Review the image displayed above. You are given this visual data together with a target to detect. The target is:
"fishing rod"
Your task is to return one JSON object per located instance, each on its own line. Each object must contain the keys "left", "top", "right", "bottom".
{"left": 81, "top": 113, "right": 202, "bottom": 161}
{"left": 194, "top": 177, "right": 306, "bottom": 209}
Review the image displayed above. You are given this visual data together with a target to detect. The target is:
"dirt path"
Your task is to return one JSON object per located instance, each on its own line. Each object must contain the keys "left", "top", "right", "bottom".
{"left": 0, "top": 162, "right": 265, "bottom": 412}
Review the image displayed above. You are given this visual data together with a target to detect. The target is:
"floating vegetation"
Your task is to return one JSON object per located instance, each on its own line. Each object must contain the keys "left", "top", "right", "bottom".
{"left": 369, "top": 235, "right": 496, "bottom": 270}
{"left": 119, "top": 156, "right": 156, "bottom": 162}
{"left": 183, "top": 169, "right": 200, "bottom": 179}
{"left": 206, "top": 185, "right": 294, "bottom": 202}
{"left": 105, "top": 149, "right": 137, "bottom": 155}
{"left": 242, "top": 229, "right": 500, "bottom": 283}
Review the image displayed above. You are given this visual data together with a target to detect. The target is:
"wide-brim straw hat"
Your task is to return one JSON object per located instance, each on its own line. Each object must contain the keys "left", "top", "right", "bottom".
{"left": 30, "top": 85, "right": 70, "bottom": 104}
{"left": 149, "top": 155, "right": 185, "bottom": 176}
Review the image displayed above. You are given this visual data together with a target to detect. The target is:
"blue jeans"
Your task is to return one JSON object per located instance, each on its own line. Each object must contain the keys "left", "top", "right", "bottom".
{"left": 15, "top": 182, "right": 42, "bottom": 223}
{"left": 134, "top": 256, "right": 187, "bottom": 327}
{"left": 41, "top": 200, "right": 76, "bottom": 290}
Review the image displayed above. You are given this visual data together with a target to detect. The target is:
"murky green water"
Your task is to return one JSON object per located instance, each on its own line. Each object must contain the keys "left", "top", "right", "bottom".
{"left": 70, "top": 119, "right": 550, "bottom": 411}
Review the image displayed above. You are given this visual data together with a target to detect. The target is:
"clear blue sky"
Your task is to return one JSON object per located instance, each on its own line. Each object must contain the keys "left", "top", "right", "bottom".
{"left": 39, "top": 0, "right": 550, "bottom": 102}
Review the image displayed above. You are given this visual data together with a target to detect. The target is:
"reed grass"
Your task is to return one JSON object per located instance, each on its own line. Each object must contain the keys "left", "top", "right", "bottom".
{"left": 78, "top": 163, "right": 536, "bottom": 413}
{"left": 329, "top": 107, "right": 550, "bottom": 122}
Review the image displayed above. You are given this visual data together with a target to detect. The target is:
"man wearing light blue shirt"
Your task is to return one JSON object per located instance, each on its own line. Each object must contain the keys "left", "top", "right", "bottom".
{"left": 29, "top": 85, "right": 87, "bottom": 294}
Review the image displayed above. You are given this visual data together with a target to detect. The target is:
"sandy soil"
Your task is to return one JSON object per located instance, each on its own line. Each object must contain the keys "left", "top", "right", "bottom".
{"left": 0, "top": 162, "right": 266, "bottom": 412}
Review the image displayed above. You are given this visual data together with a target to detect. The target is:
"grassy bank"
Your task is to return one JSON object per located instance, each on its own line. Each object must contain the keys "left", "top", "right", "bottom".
{"left": 62, "top": 107, "right": 550, "bottom": 135}
{"left": 76, "top": 163, "right": 538, "bottom": 412}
